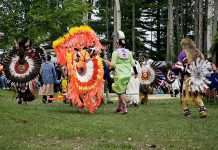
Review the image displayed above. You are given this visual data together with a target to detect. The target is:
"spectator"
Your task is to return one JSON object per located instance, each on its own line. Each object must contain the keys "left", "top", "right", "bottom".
{"left": 40, "top": 55, "right": 57, "bottom": 103}
{"left": 0, "top": 64, "right": 10, "bottom": 90}
{"left": 205, "top": 57, "right": 218, "bottom": 100}
{"left": 54, "top": 63, "right": 62, "bottom": 92}
{"left": 0, "top": 64, "right": 6, "bottom": 89}
{"left": 100, "top": 50, "right": 113, "bottom": 104}
{"left": 170, "top": 77, "right": 180, "bottom": 97}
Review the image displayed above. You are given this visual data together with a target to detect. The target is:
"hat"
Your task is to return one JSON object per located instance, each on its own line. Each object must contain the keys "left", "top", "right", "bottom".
{"left": 118, "top": 31, "right": 125, "bottom": 39}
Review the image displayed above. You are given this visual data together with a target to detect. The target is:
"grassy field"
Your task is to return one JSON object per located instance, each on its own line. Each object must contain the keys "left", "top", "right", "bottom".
{"left": 0, "top": 89, "right": 218, "bottom": 150}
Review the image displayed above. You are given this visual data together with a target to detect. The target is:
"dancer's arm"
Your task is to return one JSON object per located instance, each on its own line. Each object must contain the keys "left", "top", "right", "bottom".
{"left": 111, "top": 51, "right": 118, "bottom": 68}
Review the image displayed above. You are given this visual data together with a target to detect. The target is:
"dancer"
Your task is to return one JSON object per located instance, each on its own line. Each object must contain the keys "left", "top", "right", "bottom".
{"left": 178, "top": 38, "right": 208, "bottom": 118}
{"left": 52, "top": 26, "right": 104, "bottom": 113}
{"left": 2, "top": 37, "right": 45, "bottom": 104}
{"left": 139, "top": 53, "right": 164, "bottom": 104}
{"left": 111, "top": 31, "right": 138, "bottom": 114}
{"left": 126, "top": 58, "right": 141, "bottom": 106}
{"left": 138, "top": 54, "right": 150, "bottom": 104}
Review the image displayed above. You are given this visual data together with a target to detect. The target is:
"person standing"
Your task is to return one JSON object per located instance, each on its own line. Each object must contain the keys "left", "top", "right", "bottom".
{"left": 205, "top": 57, "right": 218, "bottom": 101}
{"left": 0, "top": 64, "right": 7, "bottom": 89}
{"left": 54, "top": 63, "right": 62, "bottom": 93}
{"left": 125, "top": 59, "right": 141, "bottom": 106}
{"left": 100, "top": 50, "right": 113, "bottom": 104}
{"left": 170, "top": 77, "right": 180, "bottom": 97}
{"left": 111, "top": 31, "right": 138, "bottom": 114}
{"left": 178, "top": 38, "right": 207, "bottom": 118}
{"left": 41, "top": 55, "right": 57, "bottom": 103}
{"left": 138, "top": 53, "right": 152, "bottom": 105}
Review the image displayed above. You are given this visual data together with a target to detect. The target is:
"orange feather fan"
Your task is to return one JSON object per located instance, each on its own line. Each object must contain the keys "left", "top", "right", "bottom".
{"left": 52, "top": 26, "right": 104, "bottom": 113}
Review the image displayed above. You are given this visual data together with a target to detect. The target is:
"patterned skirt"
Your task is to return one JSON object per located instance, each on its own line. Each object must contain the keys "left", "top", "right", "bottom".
{"left": 39, "top": 84, "right": 54, "bottom": 96}
{"left": 182, "top": 76, "right": 202, "bottom": 103}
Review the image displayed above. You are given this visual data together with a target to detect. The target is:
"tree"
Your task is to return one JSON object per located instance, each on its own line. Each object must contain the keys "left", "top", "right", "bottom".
{"left": 136, "top": 0, "right": 168, "bottom": 60}
{"left": 180, "top": 0, "right": 184, "bottom": 38}
{"left": 89, "top": 0, "right": 114, "bottom": 55}
{"left": 167, "top": 0, "right": 174, "bottom": 62}
{"left": 199, "top": 0, "right": 203, "bottom": 52}
{"left": 212, "top": 0, "right": 218, "bottom": 62}
{"left": 90, "top": 0, "right": 207, "bottom": 61}
{"left": 207, "top": 0, "right": 213, "bottom": 58}
{"left": 105, "top": 0, "right": 109, "bottom": 39}
{"left": 0, "top": 0, "right": 90, "bottom": 49}
{"left": 211, "top": 33, "right": 218, "bottom": 64}
{"left": 213, "top": 0, "right": 218, "bottom": 36}
{"left": 132, "top": 0, "right": 136, "bottom": 53}
{"left": 174, "top": 0, "right": 182, "bottom": 62}
{"left": 194, "top": 0, "right": 199, "bottom": 47}
{"left": 113, "top": 0, "right": 121, "bottom": 49}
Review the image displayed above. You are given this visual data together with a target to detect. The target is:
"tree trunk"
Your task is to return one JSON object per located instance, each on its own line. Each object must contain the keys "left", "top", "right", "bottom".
{"left": 132, "top": 0, "right": 135, "bottom": 53}
{"left": 115, "top": 0, "right": 121, "bottom": 31}
{"left": 207, "top": 0, "right": 213, "bottom": 58}
{"left": 198, "top": 0, "right": 203, "bottom": 52}
{"left": 167, "top": 0, "right": 174, "bottom": 62}
{"left": 106, "top": 0, "right": 109, "bottom": 40}
{"left": 88, "top": 0, "right": 93, "bottom": 21}
{"left": 180, "top": 0, "right": 184, "bottom": 38}
{"left": 82, "top": 0, "right": 88, "bottom": 25}
{"left": 194, "top": 0, "right": 199, "bottom": 48}
{"left": 175, "top": 0, "right": 180, "bottom": 55}
{"left": 213, "top": 0, "right": 218, "bottom": 37}
{"left": 213, "top": 0, "right": 218, "bottom": 63}
{"left": 113, "top": 0, "right": 121, "bottom": 50}
{"left": 156, "top": 4, "right": 161, "bottom": 53}
{"left": 113, "top": 0, "right": 117, "bottom": 50}
{"left": 203, "top": 0, "right": 208, "bottom": 55}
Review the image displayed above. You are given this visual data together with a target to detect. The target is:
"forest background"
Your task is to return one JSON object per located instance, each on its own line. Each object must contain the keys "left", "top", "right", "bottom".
{"left": 0, "top": 0, "right": 217, "bottom": 63}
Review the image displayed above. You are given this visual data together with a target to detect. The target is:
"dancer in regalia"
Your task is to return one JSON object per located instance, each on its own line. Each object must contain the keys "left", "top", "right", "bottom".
{"left": 2, "top": 37, "right": 45, "bottom": 104}
{"left": 177, "top": 38, "right": 211, "bottom": 118}
{"left": 111, "top": 31, "right": 138, "bottom": 114}
{"left": 52, "top": 26, "right": 104, "bottom": 113}
{"left": 125, "top": 58, "right": 141, "bottom": 106}
{"left": 139, "top": 53, "right": 164, "bottom": 104}
{"left": 138, "top": 54, "right": 150, "bottom": 105}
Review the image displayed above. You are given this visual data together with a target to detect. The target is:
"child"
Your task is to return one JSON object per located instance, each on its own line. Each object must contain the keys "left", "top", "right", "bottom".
{"left": 178, "top": 38, "right": 207, "bottom": 118}
{"left": 60, "top": 73, "right": 68, "bottom": 103}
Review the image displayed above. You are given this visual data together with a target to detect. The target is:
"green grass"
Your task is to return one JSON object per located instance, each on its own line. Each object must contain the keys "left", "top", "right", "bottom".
{"left": 0, "top": 89, "right": 218, "bottom": 150}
